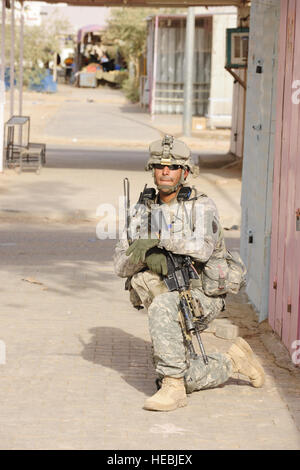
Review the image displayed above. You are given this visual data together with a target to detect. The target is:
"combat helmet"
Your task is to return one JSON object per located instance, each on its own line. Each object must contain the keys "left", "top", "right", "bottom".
{"left": 146, "top": 135, "right": 193, "bottom": 193}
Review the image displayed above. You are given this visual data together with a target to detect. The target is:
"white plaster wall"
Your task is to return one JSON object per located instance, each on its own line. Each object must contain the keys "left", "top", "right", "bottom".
{"left": 208, "top": 13, "right": 237, "bottom": 128}
{"left": 229, "top": 6, "right": 250, "bottom": 158}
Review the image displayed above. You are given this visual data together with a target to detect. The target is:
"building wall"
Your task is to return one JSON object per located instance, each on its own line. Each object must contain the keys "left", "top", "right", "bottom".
{"left": 229, "top": 6, "right": 250, "bottom": 158}
{"left": 147, "top": 10, "right": 236, "bottom": 121}
{"left": 240, "top": 0, "right": 280, "bottom": 322}
{"left": 269, "top": 0, "right": 300, "bottom": 355}
{"left": 148, "top": 15, "right": 212, "bottom": 116}
{"left": 208, "top": 13, "right": 237, "bottom": 128}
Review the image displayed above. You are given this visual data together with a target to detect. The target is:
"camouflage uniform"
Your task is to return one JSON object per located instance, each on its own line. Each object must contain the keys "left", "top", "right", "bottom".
{"left": 113, "top": 192, "right": 233, "bottom": 392}
{"left": 146, "top": 290, "right": 232, "bottom": 393}
{"left": 113, "top": 136, "right": 232, "bottom": 393}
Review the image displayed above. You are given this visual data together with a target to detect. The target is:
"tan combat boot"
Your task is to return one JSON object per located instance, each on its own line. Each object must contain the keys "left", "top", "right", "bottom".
{"left": 227, "top": 337, "right": 265, "bottom": 387}
{"left": 143, "top": 377, "right": 187, "bottom": 411}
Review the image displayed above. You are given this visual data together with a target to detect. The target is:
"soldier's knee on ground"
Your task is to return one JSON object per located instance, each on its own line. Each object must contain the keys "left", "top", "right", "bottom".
{"left": 184, "top": 353, "right": 233, "bottom": 393}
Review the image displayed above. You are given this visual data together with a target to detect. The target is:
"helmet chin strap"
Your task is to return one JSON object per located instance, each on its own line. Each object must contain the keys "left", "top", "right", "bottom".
{"left": 153, "top": 168, "right": 186, "bottom": 194}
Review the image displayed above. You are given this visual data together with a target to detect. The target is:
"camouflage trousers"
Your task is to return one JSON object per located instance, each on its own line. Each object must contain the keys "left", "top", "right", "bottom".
{"left": 147, "top": 291, "right": 233, "bottom": 393}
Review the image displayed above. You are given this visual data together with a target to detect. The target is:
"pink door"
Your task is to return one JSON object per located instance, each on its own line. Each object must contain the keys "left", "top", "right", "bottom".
{"left": 269, "top": 0, "right": 300, "bottom": 357}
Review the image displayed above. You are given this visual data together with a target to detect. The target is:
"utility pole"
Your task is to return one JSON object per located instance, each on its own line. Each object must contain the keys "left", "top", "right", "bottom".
{"left": 0, "top": 0, "right": 6, "bottom": 173}
{"left": 10, "top": 0, "right": 15, "bottom": 118}
{"left": 183, "top": 7, "right": 196, "bottom": 137}
{"left": 19, "top": 1, "right": 24, "bottom": 117}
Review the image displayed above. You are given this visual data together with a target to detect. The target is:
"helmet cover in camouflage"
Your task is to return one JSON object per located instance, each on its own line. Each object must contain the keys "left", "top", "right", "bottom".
{"left": 146, "top": 135, "right": 194, "bottom": 173}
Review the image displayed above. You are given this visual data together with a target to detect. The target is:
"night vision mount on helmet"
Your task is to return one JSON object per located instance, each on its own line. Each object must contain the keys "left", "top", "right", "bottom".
{"left": 146, "top": 135, "right": 194, "bottom": 173}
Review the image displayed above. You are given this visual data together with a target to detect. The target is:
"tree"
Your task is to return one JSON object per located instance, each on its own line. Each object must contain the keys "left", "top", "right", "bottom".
{"left": 103, "top": 8, "right": 154, "bottom": 84}
{"left": 103, "top": 8, "right": 155, "bottom": 102}
{"left": 103, "top": 7, "right": 185, "bottom": 102}
{"left": 3, "top": 9, "right": 71, "bottom": 87}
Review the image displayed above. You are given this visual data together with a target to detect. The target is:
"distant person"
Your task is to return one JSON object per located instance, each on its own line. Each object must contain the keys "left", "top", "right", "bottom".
{"left": 100, "top": 54, "right": 114, "bottom": 72}
{"left": 64, "top": 55, "right": 74, "bottom": 84}
{"left": 85, "top": 40, "right": 105, "bottom": 64}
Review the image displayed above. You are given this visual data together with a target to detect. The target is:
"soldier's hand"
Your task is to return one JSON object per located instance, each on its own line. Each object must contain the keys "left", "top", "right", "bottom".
{"left": 145, "top": 250, "right": 168, "bottom": 276}
{"left": 126, "top": 238, "right": 159, "bottom": 264}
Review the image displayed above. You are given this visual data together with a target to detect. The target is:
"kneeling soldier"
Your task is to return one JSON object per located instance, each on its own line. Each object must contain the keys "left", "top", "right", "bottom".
{"left": 113, "top": 135, "right": 265, "bottom": 412}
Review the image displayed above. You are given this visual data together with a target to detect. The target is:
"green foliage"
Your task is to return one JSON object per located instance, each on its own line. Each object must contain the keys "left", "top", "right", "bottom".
{"left": 103, "top": 8, "right": 154, "bottom": 69}
{"left": 122, "top": 77, "right": 140, "bottom": 103}
{"left": 4, "top": 10, "right": 71, "bottom": 87}
{"left": 104, "top": 7, "right": 186, "bottom": 102}
{"left": 103, "top": 8, "right": 154, "bottom": 102}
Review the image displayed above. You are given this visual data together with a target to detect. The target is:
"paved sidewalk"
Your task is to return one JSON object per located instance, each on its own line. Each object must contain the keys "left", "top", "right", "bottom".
{"left": 0, "top": 84, "right": 299, "bottom": 450}
{"left": 4, "top": 84, "right": 231, "bottom": 151}
{"left": 0, "top": 222, "right": 299, "bottom": 450}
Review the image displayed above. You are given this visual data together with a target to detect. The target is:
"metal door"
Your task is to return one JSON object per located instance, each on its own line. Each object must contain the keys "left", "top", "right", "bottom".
{"left": 269, "top": 0, "right": 300, "bottom": 355}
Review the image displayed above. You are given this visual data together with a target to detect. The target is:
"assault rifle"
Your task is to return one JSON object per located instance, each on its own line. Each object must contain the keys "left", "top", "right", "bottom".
{"left": 163, "top": 251, "right": 209, "bottom": 365}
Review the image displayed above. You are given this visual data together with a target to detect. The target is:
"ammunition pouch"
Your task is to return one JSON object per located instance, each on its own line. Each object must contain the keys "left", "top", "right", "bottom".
{"left": 201, "top": 250, "right": 247, "bottom": 296}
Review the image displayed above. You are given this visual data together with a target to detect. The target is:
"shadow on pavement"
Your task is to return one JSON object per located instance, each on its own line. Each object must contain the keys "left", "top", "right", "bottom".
{"left": 44, "top": 147, "right": 241, "bottom": 181}
{"left": 0, "top": 227, "right": 117, "bottom": 298}
{"left": 79, "top": 326, "right": 253, "bottom": 397}
{"left": 45, "top": 148, "right": 148, "bottom": 172}
{"left": 79, "top": 326, "right": 157, "bottom": 396}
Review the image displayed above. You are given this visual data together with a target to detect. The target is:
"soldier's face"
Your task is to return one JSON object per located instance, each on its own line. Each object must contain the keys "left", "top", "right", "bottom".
{"left": 154, "top": 165, "right": 189, "bottom": 190}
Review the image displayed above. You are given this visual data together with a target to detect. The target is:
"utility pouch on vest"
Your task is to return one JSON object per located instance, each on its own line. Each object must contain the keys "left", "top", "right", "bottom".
{"left": 201, "top": 258, "right": 229, "bottom": 296}
{"left": 225, "top": 250, "right": 247, "bottom": 294}
{"left": 201, "top": 250, "right": 247, "bottom": 297}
